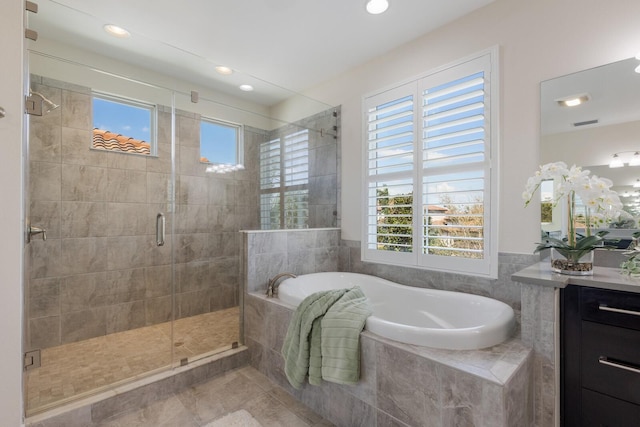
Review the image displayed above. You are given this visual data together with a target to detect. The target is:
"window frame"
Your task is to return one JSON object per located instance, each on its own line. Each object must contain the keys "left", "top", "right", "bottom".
{"left": 200, "top": 116, "right": 244, "bottom": 167}
{"left": 361, "top": 48, "right": 499, "bottom": 279}
{"left": 91, "top": 91, "right": 157, "bottom": 156}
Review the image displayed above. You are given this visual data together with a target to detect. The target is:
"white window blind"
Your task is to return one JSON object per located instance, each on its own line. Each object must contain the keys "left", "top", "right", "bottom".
{"left": 260, "top": 130, "right": 310, "bottom": 229}
{"left": 363, "top": 51, "right": 497, "bottom": 278}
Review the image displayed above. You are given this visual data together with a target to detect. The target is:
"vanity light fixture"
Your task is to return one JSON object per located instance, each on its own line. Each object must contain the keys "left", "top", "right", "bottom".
{"left": 103, "top": 24, "right": 130, "bottom": 38}
{"left": 366, "top": 0, "right": 389, "bottom": 14}
{"left": 215, "top": 66, "right": 233, "bottom": 75}
{"left": 609, "top": 151, "right": 640, "bottom": 168}
{"left": 634, "top": 179, "right": 640, "bottom": 188}
{"left": 556, "top": 93, "right": 590, "bottom": 107}
{"left": 239, "top": 84, "right": 254, "bottom": 92}
{"left": 635, "top": 64, "right": 640, "bottom": 74}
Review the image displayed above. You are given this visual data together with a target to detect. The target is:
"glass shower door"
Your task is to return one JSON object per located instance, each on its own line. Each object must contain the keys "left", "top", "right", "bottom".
{"left": 24, "top": 50, "right": 177, "bottom": 415}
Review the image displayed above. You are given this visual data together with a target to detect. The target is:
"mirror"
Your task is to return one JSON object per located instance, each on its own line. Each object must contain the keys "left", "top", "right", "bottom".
{"left": 541, "top": 56, "right": 640, "bottom": 239}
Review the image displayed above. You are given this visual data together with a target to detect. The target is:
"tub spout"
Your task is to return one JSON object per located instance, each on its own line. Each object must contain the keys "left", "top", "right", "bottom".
{"left": 266, "top": 272, "right": 297, "bottom": 297}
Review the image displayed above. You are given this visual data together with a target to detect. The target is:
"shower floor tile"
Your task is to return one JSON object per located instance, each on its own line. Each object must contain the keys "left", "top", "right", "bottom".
{"left": 26, "top": 307, "right": 240, "bottom": 415}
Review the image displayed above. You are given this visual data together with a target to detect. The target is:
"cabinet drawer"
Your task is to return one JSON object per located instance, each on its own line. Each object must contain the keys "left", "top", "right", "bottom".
{"left": 582, "top": 388, "right": 640, "bottom": 427}
{"left": 581, "top": 287, "right": 640, "bottom": 331}
{"left": 581, "top": 321, "right": 640, "bottom": 405}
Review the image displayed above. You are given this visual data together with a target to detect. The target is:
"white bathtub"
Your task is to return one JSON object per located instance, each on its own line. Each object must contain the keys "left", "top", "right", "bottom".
{"left": 277, "top": 272, "right": 515, "bottom": 350}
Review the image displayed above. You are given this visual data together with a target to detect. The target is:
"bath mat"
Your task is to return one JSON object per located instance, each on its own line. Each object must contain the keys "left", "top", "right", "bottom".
{"left": 203, "top": 409, "right": 263, "bottom": 427}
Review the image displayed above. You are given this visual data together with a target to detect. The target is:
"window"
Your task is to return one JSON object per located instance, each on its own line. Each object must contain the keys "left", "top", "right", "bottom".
{"left": 363, "top": 50, "right": 498, "bottom": 278}
{"left": 92, "top": 92, "right": 156, "bottom": 155}
{"left": 200, "top": 118, "right": 243, "bottom": 169}
{"left": 260, "top": 129, "right": 310, "bottom": 229}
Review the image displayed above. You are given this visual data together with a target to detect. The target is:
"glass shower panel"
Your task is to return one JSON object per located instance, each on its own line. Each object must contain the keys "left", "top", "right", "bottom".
{"left": 24, "top": 51, "right": 176, "bottom": 415}
{"left": 167, "top": 92, "right": 258, "bottom": 364}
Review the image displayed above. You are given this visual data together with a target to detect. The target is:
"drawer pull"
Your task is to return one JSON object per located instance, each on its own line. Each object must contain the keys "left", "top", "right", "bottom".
{"left": 599, "top": 356, "right": 640, "bottom": 375}
{"left": 598, "top": 304, "right": 640, "bottom": 317}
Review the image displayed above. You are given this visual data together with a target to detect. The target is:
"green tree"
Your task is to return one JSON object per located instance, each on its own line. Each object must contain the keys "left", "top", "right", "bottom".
{"left": 376, "top": 187, "right": 413, "bottom": 252}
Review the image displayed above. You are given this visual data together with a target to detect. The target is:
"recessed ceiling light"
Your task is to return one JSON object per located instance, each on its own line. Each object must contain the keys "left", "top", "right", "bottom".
{"left": 556, "top": 93, "right": 590, "bottom": 107}
{"left": 215, "top": 66, "right": 233, "bottom": 75}
{"left": 366, "top": 0, "right": 389, "bottom": 14}
{"left": 103, "top": 24, "right": 130, "bottom": 38}
{"left": 239, "top": 84, "right": 254, "bottom": 92}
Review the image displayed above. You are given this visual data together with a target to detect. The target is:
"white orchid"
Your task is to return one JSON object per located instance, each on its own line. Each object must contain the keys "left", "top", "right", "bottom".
{"left": 523, "top": 162, "right": 626, "bottom": 249}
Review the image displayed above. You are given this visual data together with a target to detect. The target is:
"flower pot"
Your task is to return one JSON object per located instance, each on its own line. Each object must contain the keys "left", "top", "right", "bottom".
{"left": 550, "top": 248, "right": 594, "bottom": 276}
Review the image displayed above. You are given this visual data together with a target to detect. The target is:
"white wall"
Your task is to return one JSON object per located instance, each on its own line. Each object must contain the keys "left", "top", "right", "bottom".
{"left": 0, "top": 0, "right": 24, "bottom": 426}
{"left": 307, "top": 0, "right": 640, "bottom": 253}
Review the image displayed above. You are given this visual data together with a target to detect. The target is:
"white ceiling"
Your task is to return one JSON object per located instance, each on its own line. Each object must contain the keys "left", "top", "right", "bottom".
{"left": 29, "top": 0, "right": 494, "bottom": 106}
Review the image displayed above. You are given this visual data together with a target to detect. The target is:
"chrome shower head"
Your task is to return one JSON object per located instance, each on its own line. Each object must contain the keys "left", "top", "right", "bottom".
{"left": 28, "top": 90, "right": 59, "bottom": 114}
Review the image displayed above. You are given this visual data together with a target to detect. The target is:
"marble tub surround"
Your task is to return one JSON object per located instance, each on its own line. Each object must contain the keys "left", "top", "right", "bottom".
{"left": 243, "top": 232, "right": 538, "bottom": 426}
{"left": 243, "top": 229, "right": 341, "bottom": 294}
{"left": 246, "top": 292, "right": 533, "bottom": 427}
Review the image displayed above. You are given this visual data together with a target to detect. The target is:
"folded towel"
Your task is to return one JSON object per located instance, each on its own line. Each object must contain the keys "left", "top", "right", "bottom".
{"left": 282, "top": 287, "right": 371, "bottom": 389}
{"left": 282, "top": 288, "right": 348, "bottom": 389}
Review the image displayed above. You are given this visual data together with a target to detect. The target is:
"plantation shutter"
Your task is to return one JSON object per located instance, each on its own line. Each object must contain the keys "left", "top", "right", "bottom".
{"left": 260, "top": 130, "right": 310, "bottom": 229}
{"left": 418, "top": 55, "right": 492, "bottom": 275}
{"left": 283, "top": 130, "right": 309, "bottom": 228}
{"left": 362, "top": 52, "right": 496, "bottom": 278}
{"left": 363, "top": 83, "right": 417, "bottom": 264}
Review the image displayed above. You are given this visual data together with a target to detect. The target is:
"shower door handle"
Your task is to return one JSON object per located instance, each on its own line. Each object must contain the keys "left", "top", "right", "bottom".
{"left": 156, "top": 213, "right": 165, "bottom": 246}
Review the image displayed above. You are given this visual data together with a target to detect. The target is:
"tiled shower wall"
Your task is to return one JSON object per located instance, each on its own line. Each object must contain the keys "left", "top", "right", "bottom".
{"left": 26, "top": 76, "right": 260, "bottom": 350}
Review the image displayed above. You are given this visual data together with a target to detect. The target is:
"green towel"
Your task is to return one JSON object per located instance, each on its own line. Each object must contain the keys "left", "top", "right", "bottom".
{"left": 319, "top": 287, "right": 372, "bottom": 385}
{"left": 282, "top": 289, "right": 348, "bottom": 389}
{"left": 281, "top": 287, "right": 371, "bottom": 389}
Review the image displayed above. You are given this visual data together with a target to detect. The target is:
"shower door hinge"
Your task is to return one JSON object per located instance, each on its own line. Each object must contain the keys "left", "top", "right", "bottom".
{"left": 24, "top": 349, "right": 41, "bottom": 371}
{"left": 26, "top": 1, "right": 38, "bottom": 13}
{"left": 25, "top": 29, "right": 38, "bottom": 41}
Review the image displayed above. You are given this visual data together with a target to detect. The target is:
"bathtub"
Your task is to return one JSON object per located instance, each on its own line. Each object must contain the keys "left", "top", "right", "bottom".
{"left": 277, "top": 272, "right": 515, "bottom": 350}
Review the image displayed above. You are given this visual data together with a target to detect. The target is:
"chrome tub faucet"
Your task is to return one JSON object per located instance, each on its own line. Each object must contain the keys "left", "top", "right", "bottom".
{"left": 266, "top": 272, "right": 297, "bottom": 297}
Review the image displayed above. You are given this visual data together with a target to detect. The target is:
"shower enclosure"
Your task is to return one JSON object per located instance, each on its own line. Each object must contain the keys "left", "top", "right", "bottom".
{"left": 23, "top": 2, "right": 338, "bottom": 416}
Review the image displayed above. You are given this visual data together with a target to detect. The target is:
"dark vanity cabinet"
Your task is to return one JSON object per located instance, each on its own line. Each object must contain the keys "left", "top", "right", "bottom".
{"left": 561, "top": 285, "right": 640, "bottom": 426}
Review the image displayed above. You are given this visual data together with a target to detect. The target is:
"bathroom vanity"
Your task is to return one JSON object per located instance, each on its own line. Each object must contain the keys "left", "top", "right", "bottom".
{"left": 513, "top": 263, "right": 640, "bottom": 427}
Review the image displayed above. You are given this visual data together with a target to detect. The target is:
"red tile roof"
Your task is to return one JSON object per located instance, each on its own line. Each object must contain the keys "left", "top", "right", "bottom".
{"left": 92, "top": 128, "right": 150, "bottom": 155}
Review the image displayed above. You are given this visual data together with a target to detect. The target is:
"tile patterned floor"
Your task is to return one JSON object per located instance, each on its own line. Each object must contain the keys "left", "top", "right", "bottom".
{"left": 93, "top": 366, "right": 334, "bottom": 427}
{"left": 26, "top": 307, "right": 240, "bottom": 415}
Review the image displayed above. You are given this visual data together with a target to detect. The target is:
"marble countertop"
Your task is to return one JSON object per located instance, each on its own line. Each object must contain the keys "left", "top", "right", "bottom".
{"left": 512, "top": 261, "right": 640, "bottom": 294}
